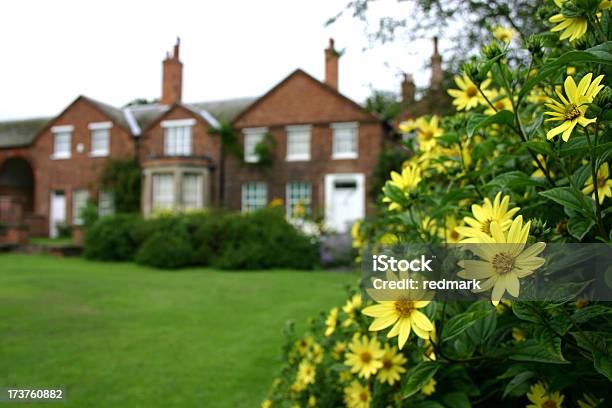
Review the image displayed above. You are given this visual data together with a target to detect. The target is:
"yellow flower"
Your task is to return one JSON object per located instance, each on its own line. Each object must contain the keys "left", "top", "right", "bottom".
{"left": 443, "top": 216, "right": 464, "bottom": 243}
{"left": 567, "top": 66, "right": 576, "bottom": 75}
{"left": 531, "top": 154, "right": 551, "bottom": 178}
{"left": 527, "top": 382, "right": 565, "bottom": 408}
{"left": 512, "top": 327, "right": 526, "bottom": 342}
{"left": 383, "top": 164, "right": 422, "bottom": 211}
{"left": 415, "top": 115, "right": 444, "bottom": 152}
{"left": 582, "top": 162, "right": 612, "bottom": 204}
{"left": 421, "top": 378, "right": 437, "bottom": 396}
{"left": 549, "top": 0, "right": 612, "bottom": 41}
{"left": 448, "top": 73, "right": 491, "bottom": 111}
{"left": 376, "top": 344, "right": 407, "bottom": 385}
{"left": 268, "top": 198, "right": 283, "bottom": 208}
{"left": 325, "top": 307, "right": 338, "bottom": 336}
{"left": 456, "top": 192, "right": 520, "bottom": 243}
{"left": 261, "top": 399, "right": 272, "bottom": 408}
{"left": 378, "top": 233, "right": 398, "bottom": 245}
{"left": 343, "top": 381, "right": 371, "bottom": 408}
{"left": 577, "top": 393, "right": 604, "bottom": 408}
{"left": 362, "top": 297, "right": 434, "bottom": 350}
{"left": 351, "top": 221, "right": 364, "bottom": 249}
{"left": 342, "top": 293, "right": 362, "bottom": 327}
{"left": 545, "top": 73, "right": 605, "bottom": 141}
{"left": 399, "top": 119, "right": 417, "bottom": 133}
{"left": 493, "top": 26, "right": 515, "bottom": 43}
{"left": 339, "top": 371, "right": 353, "bottom": 383}
{"left": 484, "top": 89, "right": 514, "bottom": 115}
{"left": 458, "top": 216, "right": 546, "bottom": 305}
{"left": 308, "top": 395, "right": 316, "bottom": 407}
{"left": 332, "top": 341, "right": 347, "bottom": 359}
{"left": 295, "top": 335, "right": 314, "bottom": 356}
{"left": 308, "top": 342, "right": 323, "bottom": 364}
{"left": 296, "top": 360, "right": 316, "bottom": 386}
{"left": 344, "top": 335, "right": 384, "bottom": 379}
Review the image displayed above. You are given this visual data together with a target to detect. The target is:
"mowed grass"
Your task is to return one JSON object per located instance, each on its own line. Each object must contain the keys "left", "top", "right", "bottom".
{"left": 0, "top": 254, "right": 357, "bottom": 407}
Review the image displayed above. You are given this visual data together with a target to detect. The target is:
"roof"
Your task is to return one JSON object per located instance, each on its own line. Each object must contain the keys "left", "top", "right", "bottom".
{"left": 0, "top": 117, "right": 50, "bottom": 148}
{"left": 0, "top": 96, "right": 257, "bottom": 148}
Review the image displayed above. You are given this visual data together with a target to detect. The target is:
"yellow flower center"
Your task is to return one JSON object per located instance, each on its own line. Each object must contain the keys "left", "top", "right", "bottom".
{"left": 481, "top": 218, "right": 492, "bottom": 234}
{"left": 563, "top": 103, "right": 581, "bottom": 121}
{"left": 421, "top": 130, "right": 434, "bottom": 140}
{"left": 450, "top": 230, "right": 459, "bottom": 240}
{"left": 360, "top": 351, "right": 372, "bottom": 363}
{"left": 494, "top": 100, "right": 506, "bottom": 110}
{"left": 382, "top": 358, "right": 393, "bottom": 369}
{"left": 466, "top": 85, "right": 478, "bottom": 98}
{"left": 492, "top": 252, "right": 515, "bottom": 275}
{"left": 542, "top": 399, "right": 557, "bottom": 408}
{"left": 359, "top": 391, "right": 369, "bottom": 401}
{"left": 394, "top": 299, "right": 415, "bottom": 317}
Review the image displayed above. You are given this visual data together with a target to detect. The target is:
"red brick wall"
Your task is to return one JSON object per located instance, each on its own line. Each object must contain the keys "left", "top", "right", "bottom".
{"left": 138, "top": 105, "right": 221, "bottom": 205}
{"left": 27, "top": 98, "right": 135, "bottom": 234}
{"left": 227, "top": 71, "right": 384, "bottom": 215}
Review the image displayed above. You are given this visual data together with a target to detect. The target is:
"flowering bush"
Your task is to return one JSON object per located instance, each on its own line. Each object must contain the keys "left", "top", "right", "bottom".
{"left": 263, "top": 2, "right": 612, "bottom": 406}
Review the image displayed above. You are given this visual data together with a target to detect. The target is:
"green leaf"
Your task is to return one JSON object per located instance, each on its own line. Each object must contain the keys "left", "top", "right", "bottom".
{"left": 401, "top": 362, "right": 440, "bottom": 398}
{"left": 525, "top": 113, "right": 544, "bottom": 140}
{"left": 593, "top": 351, "right": 612, "bottom": 381}
{"left": 441, "top": 392, "right": 471, "bottom": 408}
{"left": 539, "top": 187, "right": 595, "bottom": 219}
{"left": 487, "top": 171, "right": 546, "bottom": 189}
{"left": 522, "top": 140, "right": 552, "bottom": 156}
{"left": 568, "top": 215, "right": 595, "bottom": 240}
{"left": 466, "top": 302, "right": 497, "bottom": 345}
{"left": 466, "top": 110, "right": 515, "bottom": 138}
{"left": 383, "top": 182, "right": 408, "bottom": 207}
{"left": 594, "top": 142, "right": 612, "bottom": 170}
{"left": 503, "top": 371, "right": 535, "bottom": 399}
{"left": 559, "top": 136, "right": 588, "bottom": 158}
{"left": 573, "top": 305, "right": 612, "bottom": 323}
{"left": 441, "top": 310, "right": 490, "bottom": 342}
{"left": 441, "top": 186, "right": 476, "bottom": 205}
{"left": 509, "top": 339, "right": 569, "bottom": 364}
{"left": 519, "top": 43, "right": 612, "bottom": 100}
{"left": 512, "top": 301, "right": 541, "bottom": 323}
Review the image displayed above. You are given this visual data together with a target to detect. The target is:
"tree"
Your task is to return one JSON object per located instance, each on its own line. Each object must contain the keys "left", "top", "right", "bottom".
{"left": 100, "top": 159, "right": 141, "bottom": 212}
{"left": 327, "top": 0, "right": 548, "bottom": 69}
{"left": 208, "top": 122, "right": 241, "bottom": 206}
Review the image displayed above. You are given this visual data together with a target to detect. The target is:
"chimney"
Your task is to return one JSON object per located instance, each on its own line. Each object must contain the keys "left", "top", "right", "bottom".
{"left": 324, "top": 38, "right": 339, "bottom": 90}
{"left": 401, "top": 73, "right": 416, "bottom": 103}
{"left": 430, "top": 37, "right": 443, "bottom": 90}
{"left": 161, "top": 37, "right": 183, "bottom": 105}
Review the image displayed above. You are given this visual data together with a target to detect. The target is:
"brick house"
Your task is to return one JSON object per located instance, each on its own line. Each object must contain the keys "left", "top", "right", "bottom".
{"left": 0, "top": 38, "right": 387, "bottom": 238}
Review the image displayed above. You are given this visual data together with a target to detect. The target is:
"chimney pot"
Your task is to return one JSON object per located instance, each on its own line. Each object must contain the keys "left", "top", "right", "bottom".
{"left": 324, "top": 38, "right": 339, "bottom": 90}
{"left": 401, "top": 73, "right": 416, "bottom": 103}
{"left": 430, "top": 37, "right": 443, "bottom": 91}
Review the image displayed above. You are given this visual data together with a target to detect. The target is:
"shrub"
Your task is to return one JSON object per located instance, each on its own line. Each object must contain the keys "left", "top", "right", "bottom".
{"left": 100, "top": 159, "right": 141, "bottom": 212}
{"left": 83, "top": 214, "right": 142, "bottom": 261}
{"left": 134, "top": 231, "right": 194, "bottom": 269}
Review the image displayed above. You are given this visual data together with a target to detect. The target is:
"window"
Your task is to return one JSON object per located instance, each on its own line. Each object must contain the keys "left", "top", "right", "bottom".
{"left": 98, "top": 190, "right": 115, "bottom": 217}
{"left": 72, "top": 189, "right": 89, "bottom": 225}
{"left": 52, "top": 125, "right": 73, "bottom": 159}
{"left": 331, "top": 122, "right": 358, "bottom": 159}
{"left": 241, "top": 182, "right": 267, "bottom": 212}
{"left": 243, "top": 128, "right": 266, "bottom": 163}
{"left": 182, "top": 174, "right": 203, "bottom": 209}
{"left": 162, "top": 119, "right": 195, "bottom": 156}
{"left": 286, "top": 125, "right": 311, "bottom": 161}
{"left": 286, "top": 182, "right": 312, "bottom": 218}
{"left": 152, "top": 173, "right": 175, "bottom": 209}
{"left": 89, "top": 122, "right": 111, "bottom": 156}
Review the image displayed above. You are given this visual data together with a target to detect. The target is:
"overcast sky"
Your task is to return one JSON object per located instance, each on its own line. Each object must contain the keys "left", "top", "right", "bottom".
{"left": 0, "top": 0, "right": 448, "bottom": 120}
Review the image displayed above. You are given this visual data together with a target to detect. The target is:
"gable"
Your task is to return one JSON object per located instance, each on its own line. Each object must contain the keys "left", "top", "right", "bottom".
{"left": 233, "top": 70, "right": 376, "bottom": 128}
{"left": 142, "top": 104, "right": 215, "bottom": 134}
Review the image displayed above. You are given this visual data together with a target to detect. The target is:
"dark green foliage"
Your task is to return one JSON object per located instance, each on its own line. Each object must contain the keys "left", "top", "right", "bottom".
{"left": 100, "top": 159, "right": 141, "bottom": 212}
{"left": 370, "top": 148, "right": 409, "bottom": 198}
{"left": 83, "top": 208, "right": 319, "bottom": 270}
{"left": 365, "top": 90, "right": 402, "bottom": 122}
{"left": 253, "top": 133, "right": 277, "bottom": 167}
{"left": 83, "top": 214, "right": 142, "bottom": 261}
{"left": 80, "top": 199, "right": 99, "bottom": 229}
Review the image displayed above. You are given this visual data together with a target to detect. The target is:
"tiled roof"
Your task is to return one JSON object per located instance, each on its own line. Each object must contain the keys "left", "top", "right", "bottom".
{"left": 0, "top": 96, "right": 257, "bottom": 148}
{"left": 0, "top": 117, "right": 50, "bottom": 148}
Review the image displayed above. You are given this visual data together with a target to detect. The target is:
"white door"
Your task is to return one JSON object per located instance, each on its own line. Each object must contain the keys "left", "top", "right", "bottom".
{"left": 49, "top": 191, "right": 66, "bottom": 238}
{"left": 324, "top": 173, "right": 365, "bottom": 233}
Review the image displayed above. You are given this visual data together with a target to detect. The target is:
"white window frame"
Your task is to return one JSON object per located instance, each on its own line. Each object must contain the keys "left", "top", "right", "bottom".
{"left": 286, "top": 182, "right": 312, "bottom": 218}
{"left": 162, "top": 118, "right": 195, "bottom": 156}
{"left": 182, "top": 173, "right": 203, "bottom": 209}
{"left": 243, "top": 127, "right": 267, "bottom": 163}
{"left": 152, "top": 173, "right": 175, "bottom": 209}
{"left": 286, "top": 125, "right": 311, "bottom": 161}
{"left": 89, "top": 122, "right": 112, "bottom": 157}
{"left": 98, "top": 190, "right": 115, "bottom": 217}
{"left": 331, "top": 122, "right": 358, "bottom": 160}
{"left": 52, "top": 125, "right": 73, "bottom": 159}
{"left": 72, "top": 189, "right": 89, "bottom": 225}
{"left": 241, "top": 182, "right": 267, "bottom": 212}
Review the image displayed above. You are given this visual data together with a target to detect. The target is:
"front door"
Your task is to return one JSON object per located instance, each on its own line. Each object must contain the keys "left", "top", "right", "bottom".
{"left": 324, "top": 173, "right": 365, "bottom": 233}
{"left": 49, "top": 190, "right": 66, "bottom": 238}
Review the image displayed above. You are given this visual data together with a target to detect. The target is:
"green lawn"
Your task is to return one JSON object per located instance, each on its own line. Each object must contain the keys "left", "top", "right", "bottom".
{"left": 0, "top": 254, "right": 357, "bottom": 407}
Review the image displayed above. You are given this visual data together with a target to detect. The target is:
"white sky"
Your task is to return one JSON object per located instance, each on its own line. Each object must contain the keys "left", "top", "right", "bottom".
{"left": 0, "top": 0, "right": 449, "bottom": 120}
